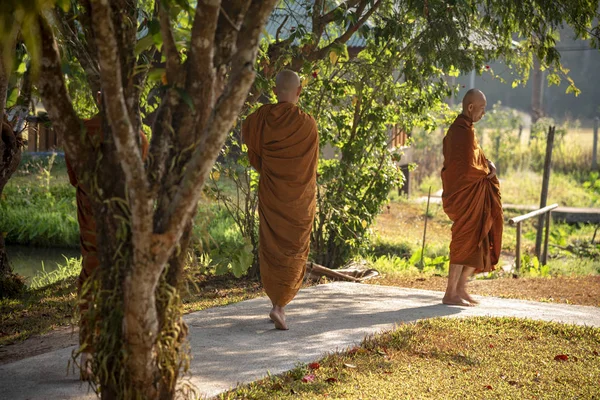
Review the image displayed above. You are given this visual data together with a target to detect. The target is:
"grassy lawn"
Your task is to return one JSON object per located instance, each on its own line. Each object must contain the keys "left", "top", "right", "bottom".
{"left": 221, "top": 317, "right": 600, "bottom": 399}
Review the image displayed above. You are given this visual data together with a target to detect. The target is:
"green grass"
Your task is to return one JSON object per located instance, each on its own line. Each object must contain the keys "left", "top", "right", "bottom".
{"left": 414, "top": 169, "right": 600, "bottom": 207}
{"left": 221, "top": 317, "right": 600, "bottom": 399}
{"left": 29, "top": 257, "right": 82, "bottom": 290}
{"left": 1, "top": 153, "right": 79, "bottom": 247}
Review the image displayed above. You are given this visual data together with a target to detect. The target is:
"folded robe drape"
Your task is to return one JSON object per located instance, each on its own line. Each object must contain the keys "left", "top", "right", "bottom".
{"left": 441, "top": 114, "right": 503, "bottom": 273}
{"left": 242, "top": 102, "right": 319, "bottom": 307}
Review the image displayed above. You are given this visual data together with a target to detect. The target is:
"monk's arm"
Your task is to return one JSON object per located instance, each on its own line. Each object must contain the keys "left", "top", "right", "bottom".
{"left": 241, "top": 117, "right": 262, "bottom": 173}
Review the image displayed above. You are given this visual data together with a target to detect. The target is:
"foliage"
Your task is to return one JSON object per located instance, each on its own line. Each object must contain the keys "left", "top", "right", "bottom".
{"left": 192, "top": 204, "right": 257, "bottom": 279}
{"left": 519, "top": 254, "right": 551, "bottom": 277}
{"left": 0, "top": 155, "right": 78, "bottom": 247}
{"left": 205, "top": 141, "right": 260, "bottom": 277}
{"left": 477, "top": 102, "right": 521, "bottom": 175}
{"left": 583, "top": 171, "right": 600, "bottom": 195}
{"left": 29, "top": 256, "right": 81, "bottom": 290}
{"left": 0, "top": 268, "right": 26, "bottom": 299}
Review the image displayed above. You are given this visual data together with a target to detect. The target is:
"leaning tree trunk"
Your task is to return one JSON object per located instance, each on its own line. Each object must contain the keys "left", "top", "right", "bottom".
{"left": 0, "top": 51, "right": 25, "bottom": 298}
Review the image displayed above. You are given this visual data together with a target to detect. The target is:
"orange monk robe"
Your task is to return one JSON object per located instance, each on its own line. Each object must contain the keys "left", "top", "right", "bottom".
{"left": 242, "top": 103, "right": 319, "bottom": 307}
{"left": 66, "top": 115, "right": 149, "bottom": 304}
{"left": 441, "top": 114, "right": 503, "bottom": 273}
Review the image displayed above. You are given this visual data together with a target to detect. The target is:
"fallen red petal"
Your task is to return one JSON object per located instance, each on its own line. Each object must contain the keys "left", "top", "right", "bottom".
{"left": 554, "top": 354, "right": 569, "bottom": 361}
{"left": 308, "top": 362, "right": 320, "bottom": 370}
{"left": 485, "top": 385, "right": 493, "bottom": 390}
{"left": 488, "top": 344, "right": 494, "bottom": 348}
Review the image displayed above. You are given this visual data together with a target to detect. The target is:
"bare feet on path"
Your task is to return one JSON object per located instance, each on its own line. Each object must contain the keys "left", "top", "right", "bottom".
{"left": 269, "top": 306, "right": 288, "bottom": 330}
{"left": 442, "top": 295, "right": 474, "bottom": 307}
{"left": 458, "top": 291, "right": 480, "bottom": 305}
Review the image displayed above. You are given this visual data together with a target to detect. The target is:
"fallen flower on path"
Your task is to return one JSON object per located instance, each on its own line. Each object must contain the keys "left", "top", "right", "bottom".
{"left": 308, "top": 362, "right": 320, "bottom": 370}
{"left": 554, "top": 354, "right": 569, "bottom": 361}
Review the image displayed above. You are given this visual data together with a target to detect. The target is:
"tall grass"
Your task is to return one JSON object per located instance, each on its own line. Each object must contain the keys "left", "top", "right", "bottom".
{"left": 1, "top": 183, "right": 79, "bottom": 247}
{"left": 29, "top": 257, "right": 81, "bottom": 289}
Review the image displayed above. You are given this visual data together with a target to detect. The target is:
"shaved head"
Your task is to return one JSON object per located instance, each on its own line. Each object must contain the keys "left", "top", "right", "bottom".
{"left": 274, "top": 70, "right": 302, "bottom": 104}
{"left": 461, "top": 88, "right": 487, "bottom": 123}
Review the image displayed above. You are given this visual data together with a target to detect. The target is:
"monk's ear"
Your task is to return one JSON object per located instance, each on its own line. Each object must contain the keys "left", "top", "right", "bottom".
{"left": 296, "top": 85, "right": 302, "bottom": 97}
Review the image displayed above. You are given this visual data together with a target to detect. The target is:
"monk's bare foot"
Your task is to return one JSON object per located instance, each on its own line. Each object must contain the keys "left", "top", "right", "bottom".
{"left": 80, "top": 352, "right": 93, "bottom": 381}
{"left": 269, "top": 306, "right": 288, "bottom": 330}
{"left": 459, "top": 292, "right": 480, "bottom": 305}
{"left": 442, "top": 295, "right": 473, "bottom": 307}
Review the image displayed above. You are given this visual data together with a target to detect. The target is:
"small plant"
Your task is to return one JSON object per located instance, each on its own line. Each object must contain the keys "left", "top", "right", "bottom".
{"left": 29, "top": 256, "right": 81, "bottom": 290}
{"left": 520, "top": 255, "right": 550, "bottom": 277}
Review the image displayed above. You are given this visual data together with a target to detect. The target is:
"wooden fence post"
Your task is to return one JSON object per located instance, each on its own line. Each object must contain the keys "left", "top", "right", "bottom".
{"left": 27, "top": 122, "right": 37, "bottom": 152}
{"left": 593, "top": 117, "right": 599, "bottom": 170}
{"left": 535, "top": 126, "right": 555, "bottom": 258}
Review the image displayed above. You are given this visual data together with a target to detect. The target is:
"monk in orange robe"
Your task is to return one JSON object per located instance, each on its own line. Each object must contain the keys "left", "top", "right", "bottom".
{"left": 66, "top": 108, "right": 148, "bottom": 377}
{"left": 441, "top": 89, "right": 503, "bottom": 306}
{"left": 242, "top": 70, "right": 319, "bottom": 330}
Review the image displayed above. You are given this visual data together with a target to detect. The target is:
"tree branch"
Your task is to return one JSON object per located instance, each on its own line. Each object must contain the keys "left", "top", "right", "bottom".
{"left": 90, "top": 0, "right": 152, "bottom": 258}
{"left": 154, "top": 0, "right": 278, "bottom": 262}
{"left": 54, "top": 7, "right": 101, "bottom": 98}
{"left": 158, "top": 1, "right": 180, "bottom": 84}
{"left": 275, "top": 15, "right": 289, "bottom": 42}
{"left": 175, "top": 0, "right": 222, "bottom": 147}
{"left": 320, "top": 0, "right": 363, "bottom": 25}
{"left": 36, "top": 16, "right": 88, "bottom": 172}
{"left": 312, "top": 0, "right": 382, "bottom": 62}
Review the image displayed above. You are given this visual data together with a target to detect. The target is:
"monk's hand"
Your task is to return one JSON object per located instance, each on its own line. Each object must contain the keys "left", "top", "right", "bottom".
{"left": 487, "top": 160, "right": 497, "bottom": 180}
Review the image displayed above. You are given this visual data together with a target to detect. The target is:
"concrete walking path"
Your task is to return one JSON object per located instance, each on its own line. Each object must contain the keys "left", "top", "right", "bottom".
{"left": 1, "top": 282, "right": 599, "bottom": 399}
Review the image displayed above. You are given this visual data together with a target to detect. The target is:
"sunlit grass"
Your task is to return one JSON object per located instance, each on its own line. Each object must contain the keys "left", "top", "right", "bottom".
{"left": 221, "top": 317, "right": 600, "bottom": 399}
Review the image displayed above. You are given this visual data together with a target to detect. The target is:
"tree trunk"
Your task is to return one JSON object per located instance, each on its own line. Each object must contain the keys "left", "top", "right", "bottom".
{"left": 0, "top": 63, "right": 25, "bottom": 297}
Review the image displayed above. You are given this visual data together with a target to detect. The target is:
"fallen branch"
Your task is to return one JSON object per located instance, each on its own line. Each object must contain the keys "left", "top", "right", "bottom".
{"left": 305, "top": 262, "right": 379, "bottom": 283}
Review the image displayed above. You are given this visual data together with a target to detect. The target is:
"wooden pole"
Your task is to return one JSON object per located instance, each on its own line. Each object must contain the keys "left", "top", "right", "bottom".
{"left": 535, "top": 126, "right": 555, "bottom": 258}
{"left": 593, "top": 117, "right": 599, "bottom": 171}
{"left": 27, "top": 123, "right": 37, "bottom": 152}
{"left": 515, "top": 222, "right": 522, "bottom": 274}
{"left": 542, "top": 211, "right": 552, "bottom": 265}
{"left": 494, "top": 135, "right": 500, "bottom": 177}
{"left": 420, "top": 186, "right": 431, "bottom": 268}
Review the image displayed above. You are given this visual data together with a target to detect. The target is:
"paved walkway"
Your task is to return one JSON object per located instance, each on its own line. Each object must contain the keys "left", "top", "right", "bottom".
{"left": 1, "top": 282, "right": 599, "bottom": 399}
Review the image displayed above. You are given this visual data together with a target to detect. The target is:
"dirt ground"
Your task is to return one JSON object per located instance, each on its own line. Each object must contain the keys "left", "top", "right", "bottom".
{"left": 376, "top": 274, "right": 600, "bottom": 307}
{"left": 0, "top": 325, "right": 78, "bottom": 365}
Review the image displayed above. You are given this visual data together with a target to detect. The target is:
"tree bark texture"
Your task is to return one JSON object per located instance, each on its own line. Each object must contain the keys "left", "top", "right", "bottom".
{"left": 0, "top": 51, "right": 25, "bottom": 298}
{"left": 35, "top": 1, "right": 278, "bottom": 397}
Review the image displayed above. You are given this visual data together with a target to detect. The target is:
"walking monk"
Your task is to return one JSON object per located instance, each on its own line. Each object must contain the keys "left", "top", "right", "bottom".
{"left": 441, "top": 89, "right": 503, "bottom": 306}
{"left": 242, "top": 70, "right": 319, "bottom": 330}
{"left": 66, "top": 95, "right": 148, "bottom": 378}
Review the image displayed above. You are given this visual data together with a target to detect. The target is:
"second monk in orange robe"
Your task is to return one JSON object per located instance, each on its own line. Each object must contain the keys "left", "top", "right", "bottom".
{"left": 441, "top": 89, "right": 503, "bottom": 306}
{"left": 242, "top": 70, "right": 319, "bottom": 330}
